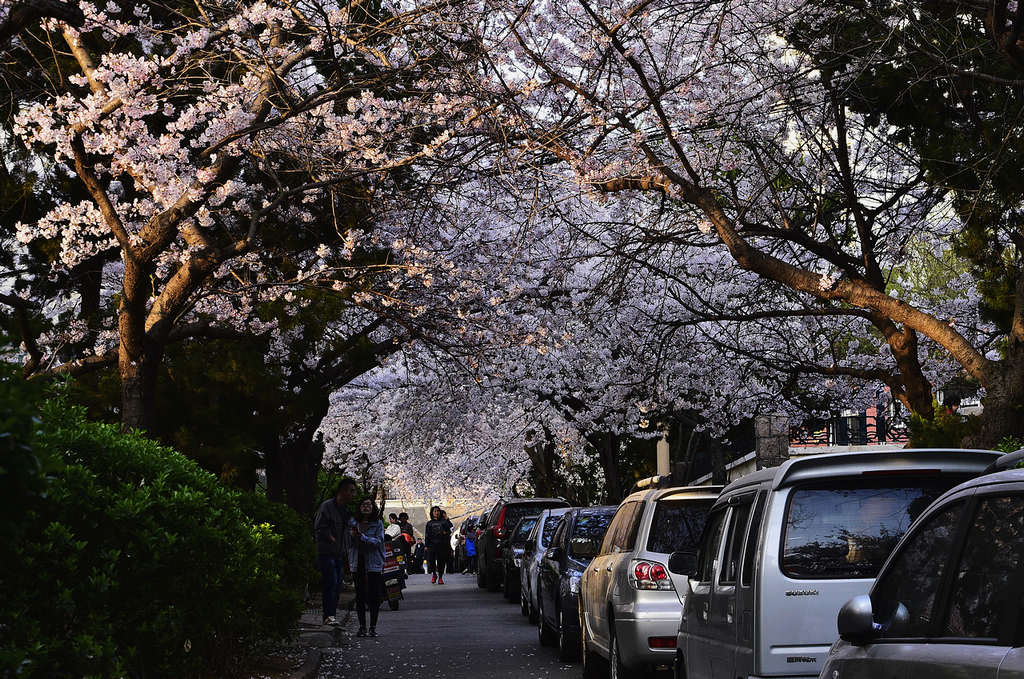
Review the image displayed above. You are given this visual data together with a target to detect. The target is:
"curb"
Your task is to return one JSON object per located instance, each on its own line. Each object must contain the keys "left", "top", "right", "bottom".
{"left": 287, "top": 648, "right": 322, "bottom": 679}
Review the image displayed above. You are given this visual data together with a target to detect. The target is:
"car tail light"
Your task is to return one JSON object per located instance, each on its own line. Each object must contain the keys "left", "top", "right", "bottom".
{"left": 629, "top": 559, "right": 674, "bottom": 591}
{"left": 494, "top": 506, "right": 508, "bottom": 539}
{"left": 648, "top": 636, "right": 677, "bottom": 649}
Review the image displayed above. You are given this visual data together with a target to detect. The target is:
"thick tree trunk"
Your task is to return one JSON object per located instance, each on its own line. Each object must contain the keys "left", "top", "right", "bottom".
{"left": 968, "top": 353, "right": 1024, "bottom": 449}
{"left": 710, "top": 439, "right": 727, "bottom": 486}
{"left": 118, "top": 341, "right": 162, "bottom": 431}
{"left": 266, "top": 432, "right": 323, "bottom": 516}
{"left": 525, "top": 437, "right": 557, "bottom": 498}
{"left": 596, "top": 432, "right": 623, "bottom": 503}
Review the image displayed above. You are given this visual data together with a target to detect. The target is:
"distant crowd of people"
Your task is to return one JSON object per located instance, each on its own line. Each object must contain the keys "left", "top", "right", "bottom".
{"left": 313, "top": 481, "right": 480, "bottom": 635}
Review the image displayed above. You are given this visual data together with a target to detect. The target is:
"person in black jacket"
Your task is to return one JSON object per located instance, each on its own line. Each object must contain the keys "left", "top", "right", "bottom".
{"left": 424, "top": 506, "right": 453, "bottom": 584}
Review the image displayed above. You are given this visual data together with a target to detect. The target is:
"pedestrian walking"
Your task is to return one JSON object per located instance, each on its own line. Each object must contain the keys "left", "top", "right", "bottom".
{"left": 424, "top": 506, "right": 453, "bottom": 585}
{"left": 463, "top": 528, "right": 477, "bottom": 574}
{"left": 351, "top": 498, "right": 386, "bottom": 637}
{"left": 411, "top": 539, "right": 426, "bottom": 574}
{"left": 314, "top": 478, "right": 357, "bottom": 625}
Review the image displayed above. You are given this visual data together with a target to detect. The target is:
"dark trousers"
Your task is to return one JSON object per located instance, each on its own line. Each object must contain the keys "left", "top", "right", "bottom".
{"left": 355, "top": 570, "right": 383, "bottom": 628}
{"left": 318, "top": 555, "right": 345, "bottom": 618}
{"left": 430, "top": 550, "right": 449, "bottom": 577}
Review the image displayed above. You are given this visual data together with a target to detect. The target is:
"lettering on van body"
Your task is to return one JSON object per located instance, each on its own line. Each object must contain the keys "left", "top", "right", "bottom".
{"left": 787, "top": 656, "right": 817, "bottom": 664}
{"left": 784, "top": 589, "right": 820, "bottom": 596}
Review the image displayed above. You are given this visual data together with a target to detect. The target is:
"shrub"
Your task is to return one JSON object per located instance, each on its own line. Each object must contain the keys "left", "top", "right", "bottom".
{"left": 0, "top": 397, "right": 313, "bottom": 678}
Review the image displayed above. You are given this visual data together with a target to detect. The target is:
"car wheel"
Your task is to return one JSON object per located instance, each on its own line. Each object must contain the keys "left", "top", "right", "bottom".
{"left": 521, "top": 588, "right": 530, "bottom": 616}
{"left": 477, "top": 560, "right": 487, "bottom": 589}
{"left": 609, "top": 626, "right": 639, "bottom": 679}
{"left": 487, "top": 565, "right": 502, "bottom": 592}
{"left": 504, "top": 571, "right": 516, "bottom": 601}
{"left": 673, "top": 651, "right": 686, "bottom": 679}
{"left": 557, "top": 605, "right": 580, "bottom": 662}
{"left": 580, "top": 601, "right": 603, "bottom": 679}
{"left": 537, "top": 599, "right": 557, "bottom": 646}
{"left": 528, "top": 593, "right": 539, "bottom": 625}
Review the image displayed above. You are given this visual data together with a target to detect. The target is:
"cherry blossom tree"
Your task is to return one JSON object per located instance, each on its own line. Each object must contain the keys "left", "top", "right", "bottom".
{"left": 466, "top": 0, "right": 1018, "bottom": 446}
{"left": 3, "top": 0, "right": 490, "bottom": 430}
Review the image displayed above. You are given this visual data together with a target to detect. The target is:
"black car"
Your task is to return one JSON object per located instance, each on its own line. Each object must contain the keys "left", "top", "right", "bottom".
{"left": 502, "top": 515, "right": 541, "bottom": 602}
{"left": 537, "top": 505, "right": 617, "bottom": 661}
{"left": 477, "top": 497, "right": 570, "bottom": 592}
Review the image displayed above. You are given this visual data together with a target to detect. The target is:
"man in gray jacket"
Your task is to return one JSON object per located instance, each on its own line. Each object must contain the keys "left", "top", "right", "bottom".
{"left": 314, "top": 478, "right": 357, "bottom": 624}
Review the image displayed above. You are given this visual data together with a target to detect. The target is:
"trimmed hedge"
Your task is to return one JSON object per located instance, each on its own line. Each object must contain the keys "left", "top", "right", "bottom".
{"left": 0, "top": 397, "right": 313, "bottom": 678}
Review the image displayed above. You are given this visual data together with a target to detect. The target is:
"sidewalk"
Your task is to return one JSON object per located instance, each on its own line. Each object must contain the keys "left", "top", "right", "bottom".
{"left": 246, "top": 588, "right": 355, "bottom": 679}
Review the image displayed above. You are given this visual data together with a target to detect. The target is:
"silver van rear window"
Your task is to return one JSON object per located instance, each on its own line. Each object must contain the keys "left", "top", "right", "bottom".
{"left": 646, "top": 499, "right": 713, "bottom": 554}
{"left": 781, "top": 477, "right": 961, "bottom": 579}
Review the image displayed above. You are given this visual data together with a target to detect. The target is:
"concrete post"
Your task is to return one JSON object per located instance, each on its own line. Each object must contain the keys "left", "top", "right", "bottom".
{"left": 656, "top": 431, "right": 671, "bottom": 477}
{"left": 755, "top": 413, "right": 790, "bottom": 470}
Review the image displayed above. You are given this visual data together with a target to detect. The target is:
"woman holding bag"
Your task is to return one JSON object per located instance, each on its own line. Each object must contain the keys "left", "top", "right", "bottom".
{"left": 350, "top": 498, "right": 386, "bottom": 637}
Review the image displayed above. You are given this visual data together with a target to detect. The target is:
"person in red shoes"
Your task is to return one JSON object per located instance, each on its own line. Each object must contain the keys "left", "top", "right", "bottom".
{"left": 424, "top": 506, "right": 453, "bottom": 584}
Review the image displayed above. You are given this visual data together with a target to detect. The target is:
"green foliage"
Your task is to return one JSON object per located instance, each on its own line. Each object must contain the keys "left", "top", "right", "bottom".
{"left": 0, "top": 397, "right": 313, "bottom": 679}
{"left": 996, "top": 436, "right": 1024, "bottom": 454}
{"left": 0, "top": 362, "right": 57, "bottom": 538}
{"left": 908, "top": 406, "right": 981, "bottom": 448}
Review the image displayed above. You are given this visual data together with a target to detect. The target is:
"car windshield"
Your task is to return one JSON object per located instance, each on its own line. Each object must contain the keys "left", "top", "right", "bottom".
{"left": 512, "top": 517, "right": 538, "bottom": 542}
{"left": 541, "top": 515, "right": 562, "bottom": 547}
{"left": 646, "top": 499, "right": 713, "bottom": 554}
{"left": 570, "top": 511, "right": 614, "bottom": 557}
{"left": 782, "top": 477, "right": 962, "bottom": 579}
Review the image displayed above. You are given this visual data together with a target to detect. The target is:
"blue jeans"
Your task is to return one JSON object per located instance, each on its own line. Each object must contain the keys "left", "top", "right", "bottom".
{"left": 318, "top": 555, "right": 346, "bottom": 618}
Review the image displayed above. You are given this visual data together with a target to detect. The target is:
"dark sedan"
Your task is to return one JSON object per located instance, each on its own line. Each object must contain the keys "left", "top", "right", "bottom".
{"left": 536, "top": 505, "right": 617, "bottom": 661}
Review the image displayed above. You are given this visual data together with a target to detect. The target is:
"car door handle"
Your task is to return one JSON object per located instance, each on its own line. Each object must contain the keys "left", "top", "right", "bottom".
{"left": 593, "top": 567, "right": 600, "bottom": 572}
{"left": 606, "top": 566, "right": 613, "bottom": 572}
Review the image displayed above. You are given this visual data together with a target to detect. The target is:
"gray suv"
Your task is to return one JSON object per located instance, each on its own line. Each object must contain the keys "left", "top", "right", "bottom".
{"left": 824, "top": 465, "right": 1024, "bottom": 679}
{"left": 673, "top": 448, "right": 1001, "bottom": 679}
{"left": 580, "top": 485, "right": 722, "bottom": 678}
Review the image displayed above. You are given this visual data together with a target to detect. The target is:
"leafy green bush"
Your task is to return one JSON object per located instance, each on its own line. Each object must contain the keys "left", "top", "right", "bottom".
{"left": 0, "top": 397, "right": 313, "bottom": 678}
{"left": 907, "top": 406, "right": 981, "bottom": 448}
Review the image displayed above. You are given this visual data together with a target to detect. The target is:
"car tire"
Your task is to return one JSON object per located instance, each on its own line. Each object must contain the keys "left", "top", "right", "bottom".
{"left": 528, "top": 594, "right": 540, "bottom": 624}
{"left": 487, "top": 565, "right": 502, "bottom": 592}
{"left": 505, "top": 572, "right": 519, "bottom": 602}
{"left": 557, "top": 605, "right": 580, "bottom": 662}
{"left": 538, "top": 599, "right": 557, "bottom": 646}
{"left": 477, "top": 561, "right": 487, "bottom": 589}
{"left": 673, "top": 651, "right": 686, "bottom": 679}
{"left": 580, "top": 601, "right": 602, "bottom": 679}
{"left": 609, "top": 625, "right": 639, "bottom": 679}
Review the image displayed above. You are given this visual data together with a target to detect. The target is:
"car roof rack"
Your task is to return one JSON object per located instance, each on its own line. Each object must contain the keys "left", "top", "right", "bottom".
{"left": 984, "top": 449, "right": 1024, "bottom": 474}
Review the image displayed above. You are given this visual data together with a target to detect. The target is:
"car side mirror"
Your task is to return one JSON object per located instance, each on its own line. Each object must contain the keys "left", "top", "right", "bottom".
{"left": 545, "top": 547, "right": 563, "bottom": 561}
{"left": 570, "top": 538, "right": 600, "bottom": 560}
{"left": 668, "top": 549, "right": 698, "bottom": 576}
{"left": 838, "top": 594, "right": 912, "bottom": 644}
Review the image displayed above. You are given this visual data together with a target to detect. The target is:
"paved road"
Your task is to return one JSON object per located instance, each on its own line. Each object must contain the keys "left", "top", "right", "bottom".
{"left": 318, "top": 572, "right": 579, "bottom": 679}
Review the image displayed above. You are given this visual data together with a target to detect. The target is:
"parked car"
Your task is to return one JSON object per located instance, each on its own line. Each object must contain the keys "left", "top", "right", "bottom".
{"left": 503, "top": 515, "right": 541, "bottom": 602}
{"left": 478, "top": 497, "right": 570, "bottom": 592}
{"left": 521, "top": 507, "right": 571, "bottom": 624}
{"left": 673, "top": 448, "right": 1002, "bottom": 679}
{"left": 580, "top": 484, "right": 722, "bottom": 678}
{"left": 537, "top": 505, "right": 617, "bottom": 661}
{"left": 822, "top": 459, "right": 1024, "bottom": 679}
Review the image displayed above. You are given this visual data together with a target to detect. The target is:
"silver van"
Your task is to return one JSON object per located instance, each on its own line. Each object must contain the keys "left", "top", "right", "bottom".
{"left": 823, "top": 464, "right": 1024, "bottom": 679}
{"left": 579, "top": 485, "right": 722, "bottom": 678}
{"left": 673, "top": 448, "right": 1001, "bottom": 679}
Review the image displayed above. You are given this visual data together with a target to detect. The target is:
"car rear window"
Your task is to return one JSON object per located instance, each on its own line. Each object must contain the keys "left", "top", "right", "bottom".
{"left": 505, "top": 503, "right": 561, "bottom": 531}
{"left": 541, "top": 515, "right": 562, "bottom": 547}
{"left": 646, "top": 499, "right": 714, "bottom": 554}
{"left": 511, "top": 517, "right": 538, "bottom": 542}
{"left": 570, "top": 511, "right": 615, "bottom": 557}
{"left": 782, "top": 477, "right": 962, "bottom": 579}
